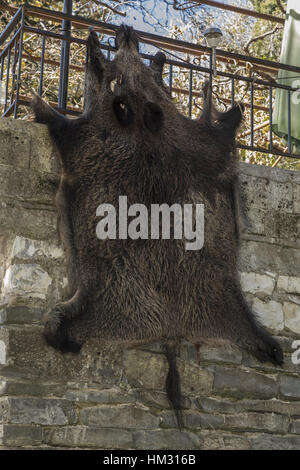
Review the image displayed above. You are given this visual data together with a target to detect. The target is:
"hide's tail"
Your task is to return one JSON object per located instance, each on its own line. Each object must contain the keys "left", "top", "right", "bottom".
{"left": 165, "top": 341, "right": 183, "bottom": 429}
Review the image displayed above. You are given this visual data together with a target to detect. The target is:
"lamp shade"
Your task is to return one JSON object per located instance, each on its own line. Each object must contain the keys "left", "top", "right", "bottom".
{"left": 204, "top": 27, "right": 223, "bottom": 48}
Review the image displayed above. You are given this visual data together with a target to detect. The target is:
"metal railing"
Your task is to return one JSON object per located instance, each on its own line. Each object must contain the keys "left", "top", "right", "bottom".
{"left": 0, "top": 2, "right": 300, "bottom": 161}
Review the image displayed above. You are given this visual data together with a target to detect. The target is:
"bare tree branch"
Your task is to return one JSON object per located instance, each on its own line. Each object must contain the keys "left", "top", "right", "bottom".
{"left": 244, "top": 26, "right": 282, "bottom": 55}
{"left": 92, "top": 0, "right": 126, "bottom": 16}
{"left": 276, "top": 0, "right": 286, "bottom": 15}
{"left": 173, "top": 0, "right": 200, "bottom": 11}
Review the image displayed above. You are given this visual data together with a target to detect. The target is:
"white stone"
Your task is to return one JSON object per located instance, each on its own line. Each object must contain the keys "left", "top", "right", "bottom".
{"left": 0, "top": 380, "right": 6, "bottom": 394}
{"left": 277, "top": 276, "right": 300, "bottom": 295}
{"left": 265, "top": 271, "right": 277, "bottom": 279}
{"left": 240, "top": 272, "right": 275, "bottom": 296}
{"left": 0, "top": 309, "right": 6, "bottom": 324}
{"left": 288, "top": 295, "right": 300, "bottom": 306}
{"left": 252, "top": 298, "right": 284, "bottom": 331}
{"left": 11, "top": 236, "right": 64, "bottom": 261}
{"left": 2, "top": 264, "right": 52, "bottom": 300}
{"left": 0, "top": 340, "right": 6, "bottom": 365}
{"left": 283, "top": 302, "right": 300, "bottom": 334}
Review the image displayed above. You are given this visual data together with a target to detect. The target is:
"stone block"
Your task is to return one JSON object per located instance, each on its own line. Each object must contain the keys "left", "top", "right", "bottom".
{"left": 238, "top": 161, "right": 295, "bottom": 184}
{"left": 161, "top": 410, "right": 224, "bottom": 429}
{"left": 197, "top": 343, "right": 242, "bottom": 365}
{"left": 252, "top": 298, "right": 284, "bottom": 331}
{"left": 81, "top": 404, "right": 159, "bottom": 429}
{"left": 0, "top": 200, "right": 58, "bottom": 241}
{"left": 278, "top": 276, "right": 300, "bottom": 294}
{"left": 250, "top": 434, "right": 300, "bottom": 450}
{"left": 197, "top": 396, "right": 300, "bottom": 416}
{"left": 1, "top": 397, "right": 77, "bottom": 425}
{"left": 66, "top": 387, "right": 135, "bottom": 405}
{"left": 201, "top": 432, "right": 250, "bottom": 450}
{"left": 0, "top": 325, "right": 91, "bottom": 379}
{"left": 0, "top": 424, "right": 43, "bottom": 447}
{"left": 0, "top": 164, "right": 57, "bottom": 204}
{"left": 239, "top": 175, "right": 269, "bottom": 211}
{"left": 283, "top": 302, "right": 300, "bottom": 334}
{"left": 243, "top": 208, "right": 265, "bottom": 236}
{"left": 288, "top": 295, "right": 300, "bottom": 305}
{"left": 133, "top": 429, "right": 202, "bottom": 450}
{"left": 294, "top": 183, "right": 300, "bottom": 213}
{"left": 178, "top": 361, "right": 214, "bottom": 396}
{"left": 240, "top": 175, "right": 293, "bottom": 213}
{"left": 213, "top": 366, "right": 278, "bottom": 399}
{"left": 0, "top": 119, "right": 31, "bottom": 169}
{"left": 0, "top": 327, "right": 129, "bottom": 387}
{"left": 196, "top": 397, "right": 239, "bottom": 414}
{"left": 239, "top": 240, "right": 300, "bottom": 277}
{"left": 0, "top": 306, "right": 43, "bottom": 325}
{"left": 0, "top": 380, "right": 67, "bottom": 398}
{"left": 29, "top": 123, "right": 60, "bottom": 174}
{"left": 0, "top": 340, "right": 6, "bottom": 365}
{"left": 289, "top": 420, "right": 300, "bottom": 434}
{"left": 268, "top": 180, "right": 294, "bottom": 213}
{"left": 264, "top": 212, "right": 300, "bottom": 240}
{"left": 43, "top": 426, "right": 133, "bottom": 449}
{"left": 134, "top": 390, "right": 171, "bottom": 409}
{"left": 279, "top": 375, "right": 300, "bottom": 399}
{"left": 2, "top": 264, "right": 52, "bottom": 300}
{"left": 240, "top": 272, "right": 275, "bottom": 296}
{"left": 124, "top": 349, "right": 167, "bottom": 390}
{"left": 10, "top": 236, "right": 64, "bottom": 261}
{"left": 223, "top": 412, "right": 289, "bottom": 433}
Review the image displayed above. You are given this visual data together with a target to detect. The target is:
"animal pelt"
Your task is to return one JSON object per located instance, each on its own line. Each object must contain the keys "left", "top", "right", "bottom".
{"left": 31, "top": 25, "right": 283, "bottom": 427}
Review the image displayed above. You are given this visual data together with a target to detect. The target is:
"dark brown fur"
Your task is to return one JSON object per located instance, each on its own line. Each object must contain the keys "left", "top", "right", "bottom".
{"left": 31, "top": 25, "right": 283, "bottom": 425}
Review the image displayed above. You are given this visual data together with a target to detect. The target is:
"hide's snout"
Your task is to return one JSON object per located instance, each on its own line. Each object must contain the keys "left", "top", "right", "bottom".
{"left": 116, "top": 24, "right": 139, "bottom": 52}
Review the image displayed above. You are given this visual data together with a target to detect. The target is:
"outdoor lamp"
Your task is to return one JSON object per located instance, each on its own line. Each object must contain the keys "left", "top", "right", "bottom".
{"left": 204, "top": 27, "right": 223, "bottom": 77}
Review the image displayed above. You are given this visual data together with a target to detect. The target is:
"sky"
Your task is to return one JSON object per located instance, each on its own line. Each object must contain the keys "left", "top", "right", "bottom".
{"left": 113, "top": 0, "right": 250, "bottom": 34}
{"left": 114, "top": 1, "right": 181, "bottom": 34}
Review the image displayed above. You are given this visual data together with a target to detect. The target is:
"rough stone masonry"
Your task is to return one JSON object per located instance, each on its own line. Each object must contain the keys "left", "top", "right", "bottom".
{"left": 0, "top": 117, "right": 300, "bottom": 450}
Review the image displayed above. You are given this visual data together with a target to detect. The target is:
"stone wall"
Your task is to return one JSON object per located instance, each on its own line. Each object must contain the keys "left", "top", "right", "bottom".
{"left": 0, "top": 117, "right": 300, "bottom": 450}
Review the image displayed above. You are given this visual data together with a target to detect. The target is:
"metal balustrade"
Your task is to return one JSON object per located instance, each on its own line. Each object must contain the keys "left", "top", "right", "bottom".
{"left": 0, "top": 2, "right": 300, "bottom": 161}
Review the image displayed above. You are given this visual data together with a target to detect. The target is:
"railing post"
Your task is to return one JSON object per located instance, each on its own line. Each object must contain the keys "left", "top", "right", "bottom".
{"left": 269, "top": 86, "right": 273, "bottom": 151}
{"left": 287, "top": 89, "right": 291, "bottom": 154}
{"left": 169, "top": 64, "right": 173, "bottom": 95}
{"left": 58, "top": 0, "right": 72, "bottom": 110}
{"left": 14, "top": 6, "right": 25, "bottom": 118}
{"left": 250, "top": 81, "right": 254, "bottom": 147}
{"left": 39, "top": 35, "right": 46, "bottom": 97}
{"left": 208, "top": 50, "right": 213, "bottom": 118}
{"left": 188, "top": 69, "right": 193, "bottom": 118}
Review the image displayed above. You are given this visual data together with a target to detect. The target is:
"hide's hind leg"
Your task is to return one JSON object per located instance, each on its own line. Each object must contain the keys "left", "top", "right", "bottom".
{"left": 190, "top": 277, "right": 283, "bottom": 366}
{"left": 43, "top": 286, "right": 87, "bottom": 353}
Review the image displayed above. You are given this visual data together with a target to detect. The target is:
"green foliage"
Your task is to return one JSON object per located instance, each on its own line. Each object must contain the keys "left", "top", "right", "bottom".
{"left": 250, "top": 0, "right": 286, "bottom": 15}
{"left": 247, "top": 0, "right": 286, "bottom": 61}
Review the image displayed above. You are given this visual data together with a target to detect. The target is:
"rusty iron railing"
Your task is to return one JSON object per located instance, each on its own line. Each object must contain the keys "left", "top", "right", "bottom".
{"left": 0, "top": 2, "right": 300, "bottom": 161}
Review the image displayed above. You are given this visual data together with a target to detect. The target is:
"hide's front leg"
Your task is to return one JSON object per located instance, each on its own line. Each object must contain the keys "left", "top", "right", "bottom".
{"left": 43, "top": 287, "right": 88, "bottom": 353}
{"left": 31, "top": 94, "right": 71, "bottom": 148}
